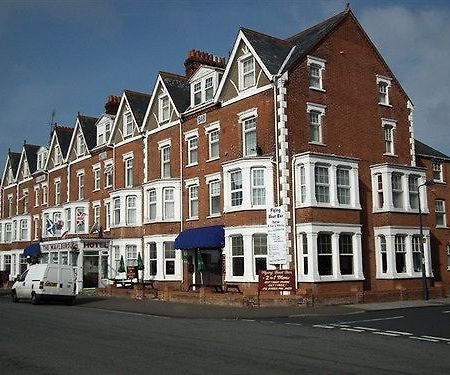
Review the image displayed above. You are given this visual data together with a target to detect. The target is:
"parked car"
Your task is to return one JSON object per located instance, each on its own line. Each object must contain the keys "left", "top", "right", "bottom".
{"left": 11, "top": 264, "right": 76, "bottom": 305}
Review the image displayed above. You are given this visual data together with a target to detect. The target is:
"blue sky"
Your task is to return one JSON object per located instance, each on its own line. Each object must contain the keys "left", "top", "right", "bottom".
{"left": 1, "top": 0, "right": 450, "bottom": 165}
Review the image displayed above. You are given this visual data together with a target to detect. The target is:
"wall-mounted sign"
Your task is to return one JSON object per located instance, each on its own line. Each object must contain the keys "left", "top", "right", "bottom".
{"left": 258, "top": 270, "right": 295, "bottom": 292}
{"left": 35, "top": 175, "right": 47, "bottom": 183}
{"left": 266, "top": 206, "right": 288, "bottom": 265}
{"left": 197, "top": 113, "right": 206, "bottom": 125}
{"left": 126, "top": 266, "right": 138, "bottom": 279}
{"left": 99, "top": 151, "right": 107, "bottom": 161}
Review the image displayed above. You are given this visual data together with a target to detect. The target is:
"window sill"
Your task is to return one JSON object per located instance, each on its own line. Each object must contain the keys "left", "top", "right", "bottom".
{"left": 206, "top": 157, "right": 220, "bottom": 163}
{"left": 186, "top": 217, "right": 199, "bottom": 221}
{"left": 383, "top": 153, "right": 398, "bottom": 157}
{"left": 93, "top": 188, "right": 100, "bottom": 192}
{"left": 436, "top": 225, "right": 448, "bottom": 229}
{"left": 299, "top": 275, "right": 365, "bottom": 282}
{"left": 432, "top": 180, "right": 446, "bottom": 185}
{"left": 105, "top": 185, "right": 113, "bottom": 190}
{"left": 207, "top": 214, "right": 221, "bottom": 219}
{"left": 308, "top": 141, "right": 326, "bottom": 147}
{"left": 224, "top": 206, "right": 268, "bottom": 213}
{"left": 309, "top": 86, "right": 326, "bottom": 92}
{"left": 186, "top": 162, "right": 198, "bottom": 168}
{"left": 378, "top": 102, "right": 392, "bottom": 107}
{"left": 296, "top": 203, "right": 361, "bottom": 210}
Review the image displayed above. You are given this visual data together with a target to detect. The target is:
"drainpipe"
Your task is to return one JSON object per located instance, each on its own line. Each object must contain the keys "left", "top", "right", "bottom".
{"left": 179, "top": 118, "right": 184, "bottom": 233}
{"left": 291, "top": 155, "right": 298, "bottom": 286}
{"left": 272, "top": 76, "right": 280, "bottom": 206}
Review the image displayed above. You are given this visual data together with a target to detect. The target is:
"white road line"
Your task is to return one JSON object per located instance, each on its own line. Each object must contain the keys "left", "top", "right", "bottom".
{"left": 313, "top": 324, "right": 335, "bottom": 329}
{"left": 372, "top": 331, "right": 400, "bottom": 337}
{"left": 442, "top": 310, "right": 450, "bottom": 314}
{"left": 336, "top": 315, "right": 404, "bottom": 324}
{"left": 241, "top": 319, "right": 256, "bottom": 322}
{"left": 421, "top": 335, "right": 450, "bottom": 342}
{"left": 354, "top": 326, "right": 378, "bottom": 331}
{"left": 340, "top": 328, "right": 364, "bottom": 333}
{"left": 333, "top": 324, "right": 350, "bottom": 328}
{"left": 410, "top": 336, "right": 439, "bottom": 343}
{"left": 285, "top": 323, "right": 302, "bottom": 326}
{"left": 385, "top": 330, "right": 413, "bottom": 336}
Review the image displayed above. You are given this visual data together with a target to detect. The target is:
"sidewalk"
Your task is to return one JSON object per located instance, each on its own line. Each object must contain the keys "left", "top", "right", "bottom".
{"left": 3, "top": 288, "right": 450, "bottom": 319}
{"left": 73, "top": 294, "right": 450, "bottom": 320}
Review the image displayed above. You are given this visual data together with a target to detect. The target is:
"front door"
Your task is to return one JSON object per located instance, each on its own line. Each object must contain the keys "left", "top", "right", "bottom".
{"left": 198, "top": 250, "right": 222, "bottom": 286}
{"left": 83, "top": 256, "right": 99, "bottom": 288}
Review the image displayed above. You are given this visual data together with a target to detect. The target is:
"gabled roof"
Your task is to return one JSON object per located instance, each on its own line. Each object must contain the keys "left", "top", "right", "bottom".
{"left": 160, "top": 72, "right": 190, "bottom": 113}
{"left": 415, "top": 139, "right": 450, "bottom": 161}
{"left": 1, "top": 151, "right": 20, "bottom": 186}
{"left": 54, "top": 125, "right": 74, "bottom": 158}
{"left": 23, "top": 144, "right": 41, "bottom": 174}
{"left": 9, "top": 151, "right": 21, "bottom": 176}
{"left": 78, "top": 115, "right": 98, "bottom": 151}
{"left": 124, "top": 90, "right": 152, "bottom": 128}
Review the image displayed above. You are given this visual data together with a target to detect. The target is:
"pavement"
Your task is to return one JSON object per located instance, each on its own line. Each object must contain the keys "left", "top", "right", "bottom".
{"left": 3, "top": 287, "right": 450, "bottom": 319}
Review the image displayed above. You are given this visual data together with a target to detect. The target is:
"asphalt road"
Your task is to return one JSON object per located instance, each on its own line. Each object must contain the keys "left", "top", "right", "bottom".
{"left": 1, "top": 296, "right": 449, "bottom": 374}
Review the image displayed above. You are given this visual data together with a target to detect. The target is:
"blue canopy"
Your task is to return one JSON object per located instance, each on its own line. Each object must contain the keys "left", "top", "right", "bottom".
{"left": 175, "top": 225, "right": 225, "bottom": 250}
{"left": 23, "top": 243, "right": 41, "bottom": 257}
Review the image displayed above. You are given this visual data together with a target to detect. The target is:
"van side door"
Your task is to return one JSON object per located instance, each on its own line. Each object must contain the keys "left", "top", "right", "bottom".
{"left": 15, "top": 270, "right": 30, "bottom": 299}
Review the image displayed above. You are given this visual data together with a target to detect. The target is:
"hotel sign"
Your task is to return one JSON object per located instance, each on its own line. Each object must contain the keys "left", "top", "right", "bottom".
{"left": 258, "top": 270, "right": 296, "bottom": 292}
{"left": 266, "top": 206, "right": 288, "bottom": 265}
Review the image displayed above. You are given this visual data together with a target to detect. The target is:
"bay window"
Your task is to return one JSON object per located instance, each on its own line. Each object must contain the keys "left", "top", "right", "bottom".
{"left": 126, "top": 196, "right": 137, "bottom": 224}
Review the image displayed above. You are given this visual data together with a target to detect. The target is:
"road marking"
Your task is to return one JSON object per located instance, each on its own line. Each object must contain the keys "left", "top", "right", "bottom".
{"left": 333, "top": 324, "right": 350, "bottom": 328}
{"left": 385, "top": 330, "right": 413, "bottom": 336}
{"left": 313, "top": 324, "right": 335, "bottom": 329}
{"left": 241, "top": 319, "right": 256, "bottom": 322}
{"left": 336, "top": 315, "right": 404, "bottom": 324}
{"left": 285, "top": 323, "right": 302, "bottom": 326}
{"left": 354, "top": 326, "right": 378, "bottom": 331}
{"left": 372, "top": 331, "right": 400, "bottom": 337}
{"left": 421, "top": 335, "right": 450, "bottom": 342}
{"left": 410, "top": 336, "right": 439, "bottom": 343}
{"left": 442, "top": 310, "right": 450, "bottom": 314}
{"left": 97, "top": 309, "right": 171, "bottom": 319}
{"left": 340, "top": 328, "right": 364, "bottom": 333}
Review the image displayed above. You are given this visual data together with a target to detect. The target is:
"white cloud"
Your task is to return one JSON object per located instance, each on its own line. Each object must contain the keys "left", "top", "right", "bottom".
{"left": 360, "top": 5, "right": 450, "bottom": 155}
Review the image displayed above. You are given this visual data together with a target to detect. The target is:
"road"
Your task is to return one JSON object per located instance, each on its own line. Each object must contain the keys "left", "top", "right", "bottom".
{"left": 0, "top": 296, "right": 449, "bottom": 374}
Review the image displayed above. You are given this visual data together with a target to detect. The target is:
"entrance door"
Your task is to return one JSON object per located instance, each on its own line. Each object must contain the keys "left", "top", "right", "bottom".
{"left": 83, "top": 256, "right": 99, "bottom": 288}
{"left": 198, "top": 249, "right": 222, "bottom": 286}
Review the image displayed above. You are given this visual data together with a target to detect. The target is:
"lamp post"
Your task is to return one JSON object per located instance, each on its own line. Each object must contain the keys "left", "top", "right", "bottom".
{"left": 418, "top": 179, "right": 435, "bottom": 301}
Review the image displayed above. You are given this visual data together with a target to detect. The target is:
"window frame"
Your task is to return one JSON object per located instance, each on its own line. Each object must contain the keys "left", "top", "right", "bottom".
{"left": 377, "top": 76, "right": 392, "bottom": 106}
{"left": 159, "top": 95, "right": 170, "bottom": 123}
{"left": 307, "top": 56, "right": 326, "bottom": 91}
{"left": 435, "top": 199, "right": 447, "bottom": 228}
{"left": 307, "top": 103, "right": 326, "bottom": 145}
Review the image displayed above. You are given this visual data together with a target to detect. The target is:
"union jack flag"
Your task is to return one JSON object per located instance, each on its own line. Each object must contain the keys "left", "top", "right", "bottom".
{"left": 76, "top": 210, "right": 86, "bottom": 226}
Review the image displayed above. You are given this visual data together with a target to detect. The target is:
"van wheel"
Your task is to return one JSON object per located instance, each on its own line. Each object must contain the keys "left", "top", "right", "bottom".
{"left": 31, "top": 293, "right": 39, "bottom": 305}
{"left": 11, "top": 291, "right": 19, "bottom": 303}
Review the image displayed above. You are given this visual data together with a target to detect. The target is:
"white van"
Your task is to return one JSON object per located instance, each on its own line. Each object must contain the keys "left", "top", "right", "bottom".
{"left": 11, "top": 264, "right": 76, "bottom": 305}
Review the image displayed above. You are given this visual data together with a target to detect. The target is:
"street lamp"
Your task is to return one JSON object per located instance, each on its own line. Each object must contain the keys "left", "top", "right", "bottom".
{"left": 418, "top": 179, "right": 435, "bottom": 301}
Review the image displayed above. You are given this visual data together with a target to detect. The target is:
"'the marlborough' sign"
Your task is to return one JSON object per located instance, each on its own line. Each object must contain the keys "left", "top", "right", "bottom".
{"left": 266, "top": 206, "right": 288, "bottom": 265}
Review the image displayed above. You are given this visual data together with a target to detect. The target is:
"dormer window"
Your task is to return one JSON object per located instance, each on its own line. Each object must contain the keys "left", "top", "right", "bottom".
{"left": 123, "top": 112, "right": 133, "bottom": 138}
{"left": 159, "top": 96, "right": 170, "bottom": 123}
{"left": 54, "top": 145, "right": 62, "bottom": 166}
{"left": 23, "top": 160, "right": 30, "bottom": 178}
{"left": 76, "top": 133, "right": 85, "bottom": 156}
{"left": 190, "top": 74, "right": 216, "bottom": 108}
{"left": 36, "top": 149, "right": 47, "bottom": 171}
{"left": 239, "top": 56, "right": 255, "bottom": 90}
{"left": 97, "top": 120, "right": 112, "bottom": 146}
{"left": 105, "top": 123, "right": 111, "bottom": 142}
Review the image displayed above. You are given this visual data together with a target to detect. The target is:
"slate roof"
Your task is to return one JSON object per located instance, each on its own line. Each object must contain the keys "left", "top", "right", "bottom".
{"left": 54, "top": 126, "right": 74, "bottom": 158}
{"left": 240, "top": 9, "right": 348, "bottom": 75}
{"left": 8, "top": 151, "right": 21, "bottom": 176}
{"left": 160, "top": 72, "right": 190, "bottom": 113}
{"left": 78, "top": 115, "right": 98, "bottom": 151}
{"left": 415, "top": 139, "right": 450, "bottom": 160}
{"left": 124, "top": 90, "right": 152, "bottom": 127}
{"left": 23, "top": 144, "right": 41, "bottom": 174}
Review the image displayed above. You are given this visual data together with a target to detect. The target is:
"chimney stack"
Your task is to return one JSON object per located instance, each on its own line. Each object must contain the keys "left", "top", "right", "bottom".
{"left": 184, "top": 49, "right": 226, "bottom": 79}
{"left": 105, "top": 95, "right": 120, "bottom": 115}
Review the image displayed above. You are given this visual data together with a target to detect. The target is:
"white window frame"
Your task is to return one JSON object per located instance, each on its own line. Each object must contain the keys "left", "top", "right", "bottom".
{"left": 123, "top": 111, "right": 134, "bottom": 138}
{"left": 123, "top": 154, "right": 134, "bottom": 188}
{"left": 104, "top": 160, "right": 113, "bottom": 188}
{"left": 307, "top": 102, "right": 326, "bottom": 145}
{"left": 435, "top": 199, "right": 447, "bottom": 228}
{"left": 42, "top": 184, "right": 48, "bottom": 206}
{"left": 205, "top": 122, "right": 220, "bottom": 161}
{"left": 432, "top": 161, "right": 444, "bottom": 183}
{"left": 205, "top": 173, "right": 221, "bottom": 217}
{"left": 377, "top": 75, "right": 392, "bottom": 106}
{"left": 126, "top": 195, "right": 137, "bottom": 225}
{"left": 186, "top": 135, "right": 198, "bottom": 166}
{"left": 370, "top": 165, "right": 428, "bottom": 213}
{"left": 54, "top": 178, "right": 61, "bottom": 206}
{"left": 163, "top": 187, "right": 175, "bottom": 220}
{"left": 307, "top": 56, "right": 326, "bottom": 91}
{"left": 147, "top": 188, "right": 157, "bottom": 221}
{"left": 159, "top": 95, "right": 170, "bottom": 123}
{"left": 93, "top": 166, "right": 101, "bottom": 191}
{"left": 76, "top": 132, "right": 85, "bottom": 157}
{"left": 158, "top": 139, "right": 171, "bottom": 178}
{"left": 296, "top": 223, "right": 364, "bottom": 282}
{"left": 374, "top": 227, "right": 432, "bottom": 279}
{"left": 77, "top": 171, "right": 84, "bottom": 200}
{"left": 239, "top": 54, "right": 255, "bottom": 91}
{"left": 251, "top": 168, "right": 266, "bottom": 207}
{"left": 382, "top": 119, "right": 396, "bottom": 155}
{"left": 294, "top": 153, "right": 360, "bottom": 210}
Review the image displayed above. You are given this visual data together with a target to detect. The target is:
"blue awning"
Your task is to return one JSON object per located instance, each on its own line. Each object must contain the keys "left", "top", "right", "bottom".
{"left": 175, "top": 225, "right": 225, "bottom": 250}
{"left": 23, "top": 243, "right": 41, "bottom": 257}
